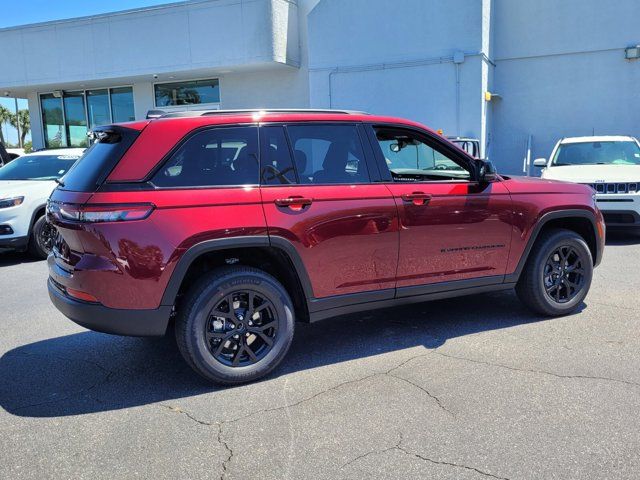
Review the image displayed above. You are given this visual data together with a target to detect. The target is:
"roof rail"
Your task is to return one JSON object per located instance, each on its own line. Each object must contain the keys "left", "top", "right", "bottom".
{"left": 149, "top": 108, "right": 370, "bottom": 119}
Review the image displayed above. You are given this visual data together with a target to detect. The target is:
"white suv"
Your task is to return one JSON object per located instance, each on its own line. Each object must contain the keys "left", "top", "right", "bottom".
{"left": 0, "top": 148, "right": 84, "bottom": 258}
{"left": 535, "top": 136, "right": 640, "bottom": 229}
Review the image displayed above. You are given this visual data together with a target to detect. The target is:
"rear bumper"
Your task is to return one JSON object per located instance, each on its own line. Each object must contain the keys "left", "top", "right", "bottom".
{"left": 48, "top": 278, "right": 172, "bottom": 336}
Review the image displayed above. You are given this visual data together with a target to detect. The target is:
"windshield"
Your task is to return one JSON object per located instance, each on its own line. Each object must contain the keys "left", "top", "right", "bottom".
{"left": 552, "top": 141, "right": 640, "bottom": 166}
{"left": 0, "top": 153, "right": 81, "bottom": 181}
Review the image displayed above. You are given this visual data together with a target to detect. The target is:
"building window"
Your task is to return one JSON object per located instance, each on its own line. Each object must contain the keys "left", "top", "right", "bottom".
{"left": 154, "top": 79, "right": 220, "bottom": 107}
{"left": 40, "top": 86, "right": 134, "bottom": 148}
{"left": 87, "top": 89, "right": 110, "bottom": 129}
{"left": 41, "top": 94, "right": 67, "bottom": 149}
{"left": 110, "top": 87, "right": 135, "bottom": 122}
{"left": 63, "top": 92, "right": 88, "bottom": 148}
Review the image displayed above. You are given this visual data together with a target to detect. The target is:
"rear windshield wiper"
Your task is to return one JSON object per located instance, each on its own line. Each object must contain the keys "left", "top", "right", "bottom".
{"left": 55, "top": 178, "right": 65, "bottom": 187}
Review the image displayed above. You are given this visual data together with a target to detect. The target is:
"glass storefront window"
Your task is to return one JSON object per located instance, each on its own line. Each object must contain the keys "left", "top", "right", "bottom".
{"left": 87, "top": 89, "right": 110, "bottom": 128}
{"left": 63, "top": 92, "right": 89, "bottom": 147}
{"left": 154, "top": 79, "right": 220, "bottom": 107}
{"left": 41, "top": 94, "right": 67, "bottom": 149}
{"left": 110, "top": 87, "right": 135, "bottom": 123}
{"left": 40, "top": 86, "right": 135, "bottom": 148}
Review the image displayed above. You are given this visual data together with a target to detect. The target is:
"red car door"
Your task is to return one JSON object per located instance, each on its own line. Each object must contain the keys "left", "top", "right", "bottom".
{"left": 366, "top": 124, "right": 513, "bottom": 296}
{"left": 259, "top": 123, "right": 399, "bottom": 310}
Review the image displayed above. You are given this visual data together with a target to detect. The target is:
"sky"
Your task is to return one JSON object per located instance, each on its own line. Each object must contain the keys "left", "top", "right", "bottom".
{"left": 0, "top": 0, "right": 176, "bottom": 28}
{"left": 0, "top": 0, "right": 176, "bottom": 145}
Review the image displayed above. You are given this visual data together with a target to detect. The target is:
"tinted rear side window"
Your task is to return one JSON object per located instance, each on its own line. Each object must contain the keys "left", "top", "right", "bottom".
{"left": 152, "top": 126, "right": 259, "bottom": 187}
{"left": 286, "top": 124, "right": 370, "bottom": 184}
{"left": 60, "top": 126, "right": 141, "bottom": 192}
{"left": 260, "top": 126, "right": 297, "bottom": 185}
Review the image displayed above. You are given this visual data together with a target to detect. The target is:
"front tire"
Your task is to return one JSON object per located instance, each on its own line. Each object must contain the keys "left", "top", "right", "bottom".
{"left": 28, "top": 215, "right": 55, "bottom": 259}
{"left": 516, "top": 229, "right": 593, "bottom": 316}
{"left": 175, "top": 266, "right": 295, "bottom": 385}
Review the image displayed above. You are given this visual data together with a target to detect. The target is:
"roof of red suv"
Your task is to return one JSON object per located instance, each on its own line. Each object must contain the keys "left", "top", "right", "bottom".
{"left": 107, "top": 110, "right": 435, "bottom": 182}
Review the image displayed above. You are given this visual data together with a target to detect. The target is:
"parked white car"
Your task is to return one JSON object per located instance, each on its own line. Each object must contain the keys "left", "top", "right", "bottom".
{"left": 535, "top": 136, "right": 640, "bottom": 229}
{"left": 0, "top": 148, "right": 84, "bottom": 258}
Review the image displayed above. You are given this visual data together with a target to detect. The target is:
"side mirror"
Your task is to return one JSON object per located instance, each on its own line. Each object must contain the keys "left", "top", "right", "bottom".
{"left": 479, "top": 161, "right": 498, "bottom": 183}
{"left": 533, "top": 158, "right": 548, "bottom": 167}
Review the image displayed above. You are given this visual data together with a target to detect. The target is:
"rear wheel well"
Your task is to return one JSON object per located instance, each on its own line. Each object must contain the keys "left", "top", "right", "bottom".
{"left": 174, "top": 246, "right": 310, "bottom": 322}
{"left": 536, "top": 216, "right": 597, "bottom": 261}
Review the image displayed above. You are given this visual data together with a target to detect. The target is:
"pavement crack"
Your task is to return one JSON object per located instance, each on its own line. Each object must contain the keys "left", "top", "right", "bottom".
{"left": 220, "top": 351, "right": 448, "bottom": 425}
{"left": 160, "top": 404, "right": 233, "bottom": 480}
{"left": 224, "top": 372, "right": 382, "bottom": 425}
{"left": 341, "top": 432, "right": 404, "bottom": 468}
{"left": 342, "top": 433, "right": 508, "bottom": 480}
{"left": 160, "top": 404, "right": 213, "bottom": 426}
{"left": 8, "top": 352, "right": 116, "bottom": 412}
{"left": 387, "top": 373, "right": 454, "bottom": 416}
{"left": 385, "top": 352, "right": 435, "bottom": 375}
{"left": 433, "top": 351, "right": 640, "bottom": 388}
{"left": 217, "top": 423, "right": 233, "bottom": 480}
{"left": 396, "top": 445, "right": 511, "bottom": 480}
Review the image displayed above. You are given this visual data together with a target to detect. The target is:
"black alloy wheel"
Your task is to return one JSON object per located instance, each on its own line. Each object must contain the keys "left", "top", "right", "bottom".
{"left": 516, "top": 228, "right": 593, "bottom": 316}
{"left": 175, "top": 266, "right": 295, "bottom": 385}
{"left": 29, "top": 215, "right": 56, "bottom": 259}
{"left": 543, "top": 245, "right": 586, "bottom": 304}
{"left": 205, "top": 291, "right": 279, "bottom": 367}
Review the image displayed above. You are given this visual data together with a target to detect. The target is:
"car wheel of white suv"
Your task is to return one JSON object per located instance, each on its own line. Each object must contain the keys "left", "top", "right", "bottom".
{"left": 28, "top": 215, "right": 55, "bottom": 259}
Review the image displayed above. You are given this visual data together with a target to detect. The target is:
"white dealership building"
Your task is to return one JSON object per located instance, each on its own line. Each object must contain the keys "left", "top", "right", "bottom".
{"left": 0, "top": 0, "right": 639, "bottom": 173}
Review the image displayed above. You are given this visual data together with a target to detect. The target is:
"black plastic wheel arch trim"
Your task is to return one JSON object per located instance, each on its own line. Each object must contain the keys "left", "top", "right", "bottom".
{"left": 504, "top": 208, "right": 601, "bottom": 284}
{"left": 160, "top": 235, "right": 315, "bottom": 307}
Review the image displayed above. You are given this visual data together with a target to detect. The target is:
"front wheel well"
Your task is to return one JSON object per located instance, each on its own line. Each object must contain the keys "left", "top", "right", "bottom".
{"left": 536, "top": 216, "right": 597, "bottom": 261}
{"left": 173, "top": 246, "right": 310, "bottom": 323}
{"left": 31, "top": 206, "right": 46, "bottom": 228}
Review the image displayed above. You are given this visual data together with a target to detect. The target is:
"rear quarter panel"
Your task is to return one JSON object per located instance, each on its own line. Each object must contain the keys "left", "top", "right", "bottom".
{"left": 49, "top": 187, "right": 266, "bottom": 310}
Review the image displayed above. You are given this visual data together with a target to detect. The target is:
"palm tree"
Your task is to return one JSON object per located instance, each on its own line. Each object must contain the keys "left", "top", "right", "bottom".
{"left": 9, "top": 109, "right": 30, "bottom": 148}
{"left": 0, "top": 105, "right": 12, "bottom": 145}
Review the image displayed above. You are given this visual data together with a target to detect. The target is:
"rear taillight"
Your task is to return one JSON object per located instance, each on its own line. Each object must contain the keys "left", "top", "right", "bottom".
{"left": 49, "top": 202, "right": 154, "bottom": 223}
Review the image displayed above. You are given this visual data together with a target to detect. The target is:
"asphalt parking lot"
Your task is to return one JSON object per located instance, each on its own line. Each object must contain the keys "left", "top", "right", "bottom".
{"left": 1, "top": 233, "right": 640, "bottom": 480}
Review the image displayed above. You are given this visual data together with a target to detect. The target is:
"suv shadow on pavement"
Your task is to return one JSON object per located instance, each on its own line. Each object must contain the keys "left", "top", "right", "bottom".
{"left": 0, "top": 290, "right": 584, "bottom": 418}
{"left": 0, "top": 251, "right": 42, "bottom": 267}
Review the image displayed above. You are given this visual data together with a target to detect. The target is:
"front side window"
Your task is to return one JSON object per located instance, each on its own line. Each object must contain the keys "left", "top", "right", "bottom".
{"left": 374, "top": 128, "right": 471, "bottom": 182}
{"left": 154, "top": 79, "right": 220, "bottom": 107}
{"left": 552, "top": 141, "right": 640, "bottom": 166}
{"left": 286, "top": 124, "right": 370, "bottom": 184}
{"left": 152, "top": 127, "right": 258, "bottom": 187}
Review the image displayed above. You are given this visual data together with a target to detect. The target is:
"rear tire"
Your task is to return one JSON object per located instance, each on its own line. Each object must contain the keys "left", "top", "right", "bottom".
{"left": 516, "top": 229, "right": 593, "bottom": 316}
{"left": 28, "top": 215, "right": 55, "bottom": 259}
{"left": 175, "top": 266, "right": 295, "bottom": 385}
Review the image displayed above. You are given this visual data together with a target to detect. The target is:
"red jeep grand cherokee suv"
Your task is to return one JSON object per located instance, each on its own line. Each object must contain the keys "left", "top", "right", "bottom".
{"left": 47, "top": 110, "right": 605, "bottom": 384}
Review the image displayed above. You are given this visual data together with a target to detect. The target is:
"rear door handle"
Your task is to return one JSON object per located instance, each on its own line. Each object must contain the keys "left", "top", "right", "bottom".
{"left": 274, "top": 196, "right": 313, "bottom": 210}
{"left": 400, "top": 192, "right": 432, "bottom": 206}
